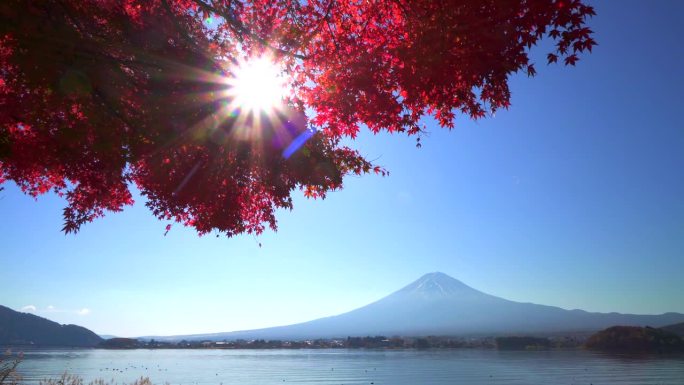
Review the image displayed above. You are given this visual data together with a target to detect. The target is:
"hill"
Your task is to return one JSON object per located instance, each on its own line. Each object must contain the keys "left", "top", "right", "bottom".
{"left": 586, "top": 326, "right": 684, "bottom": 352}
{"left": 0, "top": 305, "right": 102, "bottom": 347}
{"left": 146, "top": 272, "right": 684, "bottom": 341}
{"left": 100, "top": 338, "right": 142, "bottom": 349}
{"left": 661, "top": 322, "right": 684, "bottom": 337}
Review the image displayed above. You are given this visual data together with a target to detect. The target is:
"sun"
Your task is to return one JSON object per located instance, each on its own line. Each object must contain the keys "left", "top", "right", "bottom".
{"left": 224, "top": 56, "right": 287, "bottom": 115}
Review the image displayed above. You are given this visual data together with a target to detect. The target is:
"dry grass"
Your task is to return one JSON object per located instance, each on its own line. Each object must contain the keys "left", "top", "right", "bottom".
{"left": 39, "top": 374, "right": 156, "bottom": 385}
{"left": 2, "top": 352, "right": 160, "bottom": 385}
{"left": 0, "top": 350, "right": 22, "bottom": 385}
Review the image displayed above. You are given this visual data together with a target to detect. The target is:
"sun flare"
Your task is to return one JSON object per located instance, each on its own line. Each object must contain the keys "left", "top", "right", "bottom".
{"left": 225, "top": 56, "right": 287, "bottom": 115}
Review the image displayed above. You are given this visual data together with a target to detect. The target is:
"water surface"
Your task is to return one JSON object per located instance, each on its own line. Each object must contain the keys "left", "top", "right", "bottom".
{"left": 12, "top": 348, "right": 684, "bottom": 385}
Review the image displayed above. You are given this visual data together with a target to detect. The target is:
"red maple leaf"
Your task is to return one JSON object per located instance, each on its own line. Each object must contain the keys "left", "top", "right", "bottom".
{"left": 0, "top": 0, "right": 596, "bottom": 237}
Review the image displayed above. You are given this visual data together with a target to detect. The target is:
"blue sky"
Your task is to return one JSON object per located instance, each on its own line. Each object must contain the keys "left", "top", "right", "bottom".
{"left": 1, "top": 1, "right": 683, "bottom": 337}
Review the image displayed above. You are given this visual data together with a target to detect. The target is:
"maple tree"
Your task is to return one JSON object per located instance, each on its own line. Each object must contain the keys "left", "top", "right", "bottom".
{"left": 0, "top": 0, "right": 596, "bottom": 236}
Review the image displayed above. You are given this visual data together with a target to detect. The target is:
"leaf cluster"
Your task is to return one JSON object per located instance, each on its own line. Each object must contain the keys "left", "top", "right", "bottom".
{"left": 0, "top": 0, "right": 595, "bottom": 236}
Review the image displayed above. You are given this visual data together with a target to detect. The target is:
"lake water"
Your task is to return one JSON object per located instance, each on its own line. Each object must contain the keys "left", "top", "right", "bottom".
{"left": 10, "top": 348, "right": 684, "bottom": 385}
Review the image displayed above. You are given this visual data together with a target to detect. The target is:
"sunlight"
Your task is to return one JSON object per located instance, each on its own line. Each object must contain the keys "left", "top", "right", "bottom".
{"left": 225, "top": 56, "right": 287, "bottom": 115}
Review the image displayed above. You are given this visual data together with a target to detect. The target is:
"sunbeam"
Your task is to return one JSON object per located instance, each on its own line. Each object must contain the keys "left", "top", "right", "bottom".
{"left": 224, "top": 56, "right": 288, "bottom": 116}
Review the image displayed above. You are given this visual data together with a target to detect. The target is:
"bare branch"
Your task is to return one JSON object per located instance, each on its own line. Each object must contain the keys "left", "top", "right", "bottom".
{"left": 190, "top": 0, "right": 307, "bottom": 59}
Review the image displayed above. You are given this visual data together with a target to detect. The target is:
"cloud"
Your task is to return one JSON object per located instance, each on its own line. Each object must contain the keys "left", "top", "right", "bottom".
{"left": 19, "top": 304, "right": 90, "bottom": 315}
{"left": 77, "top": 308, "right": 91, "bottom": 316}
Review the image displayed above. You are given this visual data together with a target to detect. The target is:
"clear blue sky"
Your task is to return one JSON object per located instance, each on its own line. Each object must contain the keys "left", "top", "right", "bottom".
{"left": 1, "top": 1, "right": 682, "bottom": 337}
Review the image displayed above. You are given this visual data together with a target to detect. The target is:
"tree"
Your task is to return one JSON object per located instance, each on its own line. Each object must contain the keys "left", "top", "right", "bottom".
{"left": 585, "top": 326, "right": 684, "bottom": 352}
{"left": 0, "top": 0, "right": 596, "bottom": 236}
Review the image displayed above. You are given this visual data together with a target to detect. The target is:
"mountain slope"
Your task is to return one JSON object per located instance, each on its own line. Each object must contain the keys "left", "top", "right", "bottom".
{"left": 151, "top": 272, "right": 684, "bottom": 341}
{"left": 0, "top": 305, "right": 102, "bottom": 347}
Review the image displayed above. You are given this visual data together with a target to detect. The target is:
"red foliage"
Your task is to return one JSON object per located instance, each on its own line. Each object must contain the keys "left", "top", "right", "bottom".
{"left": 0, "top": 0, "right": 595, "bottom": 236}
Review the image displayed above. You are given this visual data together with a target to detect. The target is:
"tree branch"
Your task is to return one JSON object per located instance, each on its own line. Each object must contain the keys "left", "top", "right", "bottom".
{"left": 190, "top": 0, "right": 307, "bottom": 59}
{"left": 161, "top": 0, "right": 227, "bottom": 75}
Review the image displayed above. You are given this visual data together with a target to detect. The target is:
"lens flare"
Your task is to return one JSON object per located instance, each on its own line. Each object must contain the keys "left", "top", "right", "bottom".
{"left": 199, "top": 55, "right": 311, "bottom": 156}
{"left": 225, "top": 56, "right": 287, "bottom": 115}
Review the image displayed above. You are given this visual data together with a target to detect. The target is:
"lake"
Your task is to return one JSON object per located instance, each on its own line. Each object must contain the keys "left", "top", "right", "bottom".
{"left": 10, "top": 348, "right": 684, "bottom": 385}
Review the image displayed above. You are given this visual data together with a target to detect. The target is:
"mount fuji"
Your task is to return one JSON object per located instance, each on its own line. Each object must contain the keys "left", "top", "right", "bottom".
{"left": 151, "top": 272, "right": 684, "bottom": 341}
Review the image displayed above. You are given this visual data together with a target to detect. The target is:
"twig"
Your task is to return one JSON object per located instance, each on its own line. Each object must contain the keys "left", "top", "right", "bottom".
{"left": 190, "top": 0, "right": 307, "bottom": 59}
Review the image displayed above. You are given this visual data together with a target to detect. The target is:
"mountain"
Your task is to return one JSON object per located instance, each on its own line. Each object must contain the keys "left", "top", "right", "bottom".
{"left": 0, "top": 305, "right": 102, "bottom": 347}
{"left": 149, "top": 272, "right": 684, "bottom": 341}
